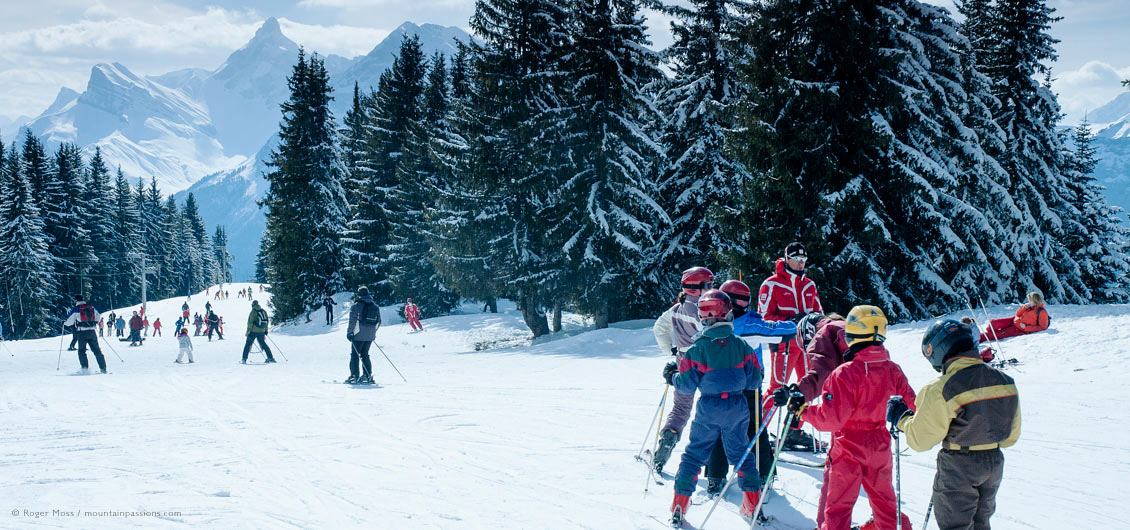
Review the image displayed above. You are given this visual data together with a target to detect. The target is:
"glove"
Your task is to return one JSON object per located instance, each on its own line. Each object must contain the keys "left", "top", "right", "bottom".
{"left": 662, "top": 361, "right": 678, "bottom": 385}
{"left": 347, "top": 333, "right": 355, "bottom": 342}
{"left": 786, "top": 391, "right": 806, "bottom": 412}
{"left": 670, "top": 346, "right": 678, "bottom": 356}
{"left": 771, "top": 387, "right": 791, "bottom": 407}
{"left": 886, "top": 396, "right": 912, "bottom": 428}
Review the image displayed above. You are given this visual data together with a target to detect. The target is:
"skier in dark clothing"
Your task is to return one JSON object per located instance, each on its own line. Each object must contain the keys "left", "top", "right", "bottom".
{"left": 63, "top": 295, "right": 106, "bottom": 373}
{"left": 323, "top": 295, "right": 336, "bottom": 325}
{"left": 194, "top": 313, "right": 203, "bottom": 335}
{"left": 345, "top": 286, "right": 381, "bottom": 384}
{"left": 242, "top": 300, "right": 275, "bottom": 363}
{"left": 890, "top": 319, "right": 1021, "bottom": 530}
{"left": 206, "top": 311, "right": 222, "bottom": 341}
{"left": 128, "top": 311, "right": 143, "bottom": 346}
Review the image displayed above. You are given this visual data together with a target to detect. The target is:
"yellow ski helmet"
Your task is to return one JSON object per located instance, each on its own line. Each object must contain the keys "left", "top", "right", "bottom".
{"left": 845, "top": 305, "right": 887, "bottom": 347}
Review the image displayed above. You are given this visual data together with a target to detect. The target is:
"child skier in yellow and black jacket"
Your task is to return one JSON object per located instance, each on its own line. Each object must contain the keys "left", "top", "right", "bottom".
{"left": 887, "top": 319, "right": 1021, "bottom": 530}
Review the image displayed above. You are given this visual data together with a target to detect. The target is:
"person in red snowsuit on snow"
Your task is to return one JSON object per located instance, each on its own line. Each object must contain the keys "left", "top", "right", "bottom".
{"left": 758, "top": 242, "right": 822, "bottom": 450}
{"left": 979, "top": 291, "right": 1049, "bottom": 343}
{"left": 793, "top": 305, "right": 914, "bottom": 530}
{"left": 405, "top": 299, "right": 423, "bottom": 331}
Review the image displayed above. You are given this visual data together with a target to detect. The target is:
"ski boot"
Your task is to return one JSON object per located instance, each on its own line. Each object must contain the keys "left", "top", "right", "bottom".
{"left": 359, "top": 374, "right": 374, "bottom": 385}
{"left": 739, "top": 490, "right": 762, "bottom": 518}
{"left": 344, "top": 375, "right": 359, "bottom": 384}
{"left": 670, "top": 494, "right": 689, "bottom": 527}
{"left": 706, "top": 477, "right": 726, "bottom": 497}
{"left": 784, "top": 428, "right": 816, "bottom": 452}
{"left": 264, "top": 358, "right": 277, "bottom": 364}
{"left": 653, "top": 428, "right": 679, "bottom": 473}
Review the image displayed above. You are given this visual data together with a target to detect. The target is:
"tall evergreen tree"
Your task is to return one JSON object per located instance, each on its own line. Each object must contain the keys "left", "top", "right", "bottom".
{"left": 1064, "top": 118, "right": 1130, "bottom": 300}
{"left": 108, "top": 168, "right": 140, "bottom": 306}
{"left": 212, "top": 226, "right": 233, "bottom": 283}
{"left": 558, "top": 0, "right": 667, "bottom": 326}
{"left": 656, "top": 0, "right": 747, "bottom": 289}
{"left": 262, "top": 50, "right": 348, "bottom": 320}
{"left": 82, "top": 148, "right": 115, "bottom": 309}
{"left": 0, "top": 141, "right": 55, "bottom": 338}
{"left": 392, "top": 52, "right": 461, "bottom": 316}
{"left": 50, "top": 144, "right": 93, "bottom": 307}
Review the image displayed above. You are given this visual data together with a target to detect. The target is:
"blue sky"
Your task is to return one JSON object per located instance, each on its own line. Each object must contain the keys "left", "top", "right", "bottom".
{"left": 0, "top": 0, "right": 1127, "bottom": 126}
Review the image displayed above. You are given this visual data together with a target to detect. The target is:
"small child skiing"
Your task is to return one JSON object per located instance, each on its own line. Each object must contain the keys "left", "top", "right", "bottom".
{"left": 152, "top": 318, "right": 162, "bottom": 337}
{"left": 175, "top": 327, "right": 194, "bottom": 363}
{"left": 669, "top": 289, "right": 764, "bottom": 526}
{"left": 795, "top": 305, "right": 914, "bottom": 530}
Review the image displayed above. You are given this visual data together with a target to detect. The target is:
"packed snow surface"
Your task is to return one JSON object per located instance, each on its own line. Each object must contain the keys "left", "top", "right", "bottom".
{"left": 1, "top": 286, "right": 1127, "bottom": 528}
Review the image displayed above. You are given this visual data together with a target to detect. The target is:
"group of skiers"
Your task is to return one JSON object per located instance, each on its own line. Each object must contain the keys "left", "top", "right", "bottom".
{"left": 654, "top": 243, "right": 1024, "bottom": 530}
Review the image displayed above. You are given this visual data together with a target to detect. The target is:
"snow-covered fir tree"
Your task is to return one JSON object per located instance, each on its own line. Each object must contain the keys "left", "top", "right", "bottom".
{"left": 357, "top": 36, "right": 427, "bottom": 303}
{"left": 108, "top": 168, "right": 141, "bottom": 307}
{"left": 392, "top": 52, "right": 461, "bottom": 316}
{"left": 0, "top": 141, "right": 55, "bottom": 338}
{"left": 1064, "top": 118, "right": 1130, "bottom": 300}
{"left": 262, "top": 50, "right": 348, "bottom": 320}
{"left": 212, "top": 226, "right": 233, "bottom": 284}
{"left": 49, "top": 143, "right": 94, "bottom": 308}
{"left": 655, "top": 0, "right": 748, "bottom": 289}
{"left": 80, "top": 148, "right": 115, "bottom": 309}
{"left": 553, "top": 0, "right": 666, "bottom": 326}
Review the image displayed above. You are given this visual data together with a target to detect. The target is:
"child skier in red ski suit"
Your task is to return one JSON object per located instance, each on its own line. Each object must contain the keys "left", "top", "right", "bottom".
{"left": 796, "top": 305, "right": 914, "bottom": 530}
{"left": 405, "top": 299, "right": 423, "bottom": 331}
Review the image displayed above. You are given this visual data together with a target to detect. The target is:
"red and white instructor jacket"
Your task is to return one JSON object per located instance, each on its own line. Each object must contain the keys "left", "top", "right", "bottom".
{"left": 757, "top": 258, "right": 822, "bottom": 323}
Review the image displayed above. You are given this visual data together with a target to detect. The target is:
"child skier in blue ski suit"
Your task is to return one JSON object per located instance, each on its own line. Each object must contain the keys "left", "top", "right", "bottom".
{"left": 670, "top": 289, "right": 766, "bottom": 524}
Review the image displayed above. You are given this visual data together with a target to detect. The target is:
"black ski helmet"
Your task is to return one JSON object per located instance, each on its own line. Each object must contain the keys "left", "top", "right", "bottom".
{"left": 798, "top": 312, "right": 825, "bottom": 348}
{"left": 921, "top": 319, "right": 977, "bottom": 372}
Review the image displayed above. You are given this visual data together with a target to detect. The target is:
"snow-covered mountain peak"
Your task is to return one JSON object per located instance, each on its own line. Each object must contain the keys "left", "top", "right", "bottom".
{"left": 43, "top": 87, "right": 80, "bottom": 116}
{"left": 1091, "top": 91, "right": 1130, "bottom": 140}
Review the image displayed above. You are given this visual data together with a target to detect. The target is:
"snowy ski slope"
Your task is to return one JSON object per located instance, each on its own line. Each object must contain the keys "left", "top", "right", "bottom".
{"left": 0, "top": 286, "right": 1127, "bottom": 529}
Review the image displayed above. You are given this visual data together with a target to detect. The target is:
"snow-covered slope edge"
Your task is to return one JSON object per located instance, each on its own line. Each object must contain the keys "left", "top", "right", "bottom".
{"left": 0, "top": 298, "right": 1124, "bottom": 528}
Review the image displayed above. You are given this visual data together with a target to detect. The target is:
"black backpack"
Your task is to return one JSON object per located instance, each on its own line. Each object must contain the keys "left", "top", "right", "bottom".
{"left": 254, "top": 309, "right": 269, "bottom": 328}
{"left": 360, "top": 302, "right": 381, "bottom": 325}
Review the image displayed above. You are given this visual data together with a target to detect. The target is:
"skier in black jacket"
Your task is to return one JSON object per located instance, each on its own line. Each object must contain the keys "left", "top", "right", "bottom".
{"left": 323, "top": 295, "right": 337, "bottom": 325}
{"left": 345, "top": 287, "right": 380, "bottom": 384}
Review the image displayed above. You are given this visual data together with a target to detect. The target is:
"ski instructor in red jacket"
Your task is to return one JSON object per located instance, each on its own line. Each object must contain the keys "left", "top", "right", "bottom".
{"left": 757, "top": 242, "right": 822, "bottom": 450}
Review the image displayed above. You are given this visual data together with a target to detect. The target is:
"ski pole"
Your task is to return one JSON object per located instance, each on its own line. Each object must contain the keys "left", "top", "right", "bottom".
{"left": 372, "top": 342, "right": 407, "bottom": 382}
{"left": 892, "top": 396, "right": 903, "bottom": 530}
{"left": 636, "top": 384, "right": 670, "bottom": 461}
{"left": 0, "top": 339, "right": 13, "bottom": 357}
{"left": 923, "top": 499, "right": 934, "bottom": 529}
{"left": 700, "top": 404, "right": 780, "bottom": 529}
{"left": 976, "top": 295, "right": 1008, "bottom": 359}
{"left": 57, "top": 322, "right": 65, "bottom": 371}
{"left": 265, "top": 335, "right": 288, "bottom": 361}
{"left": 748, "top": 408, "right": 796, "bottom": 530}
{"left": 99, "top": 334, "right": 125, "bottom": 363}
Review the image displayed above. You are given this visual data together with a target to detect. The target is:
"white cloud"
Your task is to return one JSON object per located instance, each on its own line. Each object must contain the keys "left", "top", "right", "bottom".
{"left": 1053, "top": 60, "right": 1130, "bottom": 125}
{"left": 278, "top": 19, "right": 390, "bottom": 58}
{"left": 298, "top": 0, "right": 468, "bottom": 7}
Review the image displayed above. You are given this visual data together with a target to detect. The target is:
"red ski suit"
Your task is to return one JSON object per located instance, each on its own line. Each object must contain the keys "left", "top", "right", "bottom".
{"left": 405, "top": 302, "right": 422, "bottom": 331}
{"left": 801, "top": 344, "right": 916, "bottom": 530}
{"left": 980, "top": 303, "right": 1049, "bottom": 342}
{"left": 758, "top": 258, "right": 822, "bottom": 424}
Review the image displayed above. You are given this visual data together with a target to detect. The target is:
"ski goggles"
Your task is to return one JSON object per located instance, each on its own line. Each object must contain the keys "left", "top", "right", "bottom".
{"left": 785, "top": 254, "right": 808, "bottom": 263}
{"left": 681, "top": 282, "right": 713, "bottom": 291}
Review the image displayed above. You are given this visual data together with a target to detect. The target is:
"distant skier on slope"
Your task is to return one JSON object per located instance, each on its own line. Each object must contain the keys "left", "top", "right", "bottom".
{"left": 175, "top": 326, "right": 194, "bottom": 364}
{"left": 345, "top": 286, "right": 381, "bottom": 384}
{"left": 128, "top": 311, "right": 144, "bottom": 346}
{"left": 63, "top": 295, "right": 107, "bottom": 374}
{"left": 323, "top": 295, "right": 336, "bottom": 325}
{"left": 890, "top": 319, "right": 1021, "bottom": 530}
{"left": 241, "top": 300, "right": 275, "bottom": 364}
{"left": 795, "top": 305, "right": 914, "bottom": 530}
{"left": 758, "top": 242, "right": 823, "bottom": 451}
{"left": 651, "top": 266, "right": 712, "bottom": 474}
{"left": 115, "top": 315, "right": 125, "bottom": 337}
{"left": 404, "top": 298, "right": 422, "bottom": 331}
{"left": 668, "top": 289, "right": 764, "bottom": 526}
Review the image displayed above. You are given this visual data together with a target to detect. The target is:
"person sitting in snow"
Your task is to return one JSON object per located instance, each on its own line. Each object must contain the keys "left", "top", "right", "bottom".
{"left": 889, "top": 318, "right": 1021, "bottom": 530}
{"left": 669, "top": 289, "right": 765, "bottom": 525}
{"left": 793, "top": 305, "right": 914, "bottom": 530}
{"left": 979, "top": 291, "right": 1049, "bottom": 343}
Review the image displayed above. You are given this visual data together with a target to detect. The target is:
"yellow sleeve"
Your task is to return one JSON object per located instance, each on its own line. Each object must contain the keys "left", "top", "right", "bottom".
{"left": 1000, "top": 399, "right": 1022, "bottom": 448}
{"left": 898, "top": 379, "right": 954, "bottom": 452}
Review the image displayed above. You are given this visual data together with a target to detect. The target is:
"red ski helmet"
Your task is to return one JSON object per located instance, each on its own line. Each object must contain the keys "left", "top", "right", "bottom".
{"left": 697, "top": 289, "right": 733, "bottom": 321}
{"left": 681, "top": 267, "right": 715, "bottom": 294}
{"left": 719, "top": 280, "right": 751, "bottom": 308}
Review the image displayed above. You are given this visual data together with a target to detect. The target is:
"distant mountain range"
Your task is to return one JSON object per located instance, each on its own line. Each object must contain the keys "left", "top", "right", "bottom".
{"left": 8, "top": 18, "right": 470, "bottom": 280}
{"left": 1085, "top": 92, "right": 1130, "bottom": 224}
